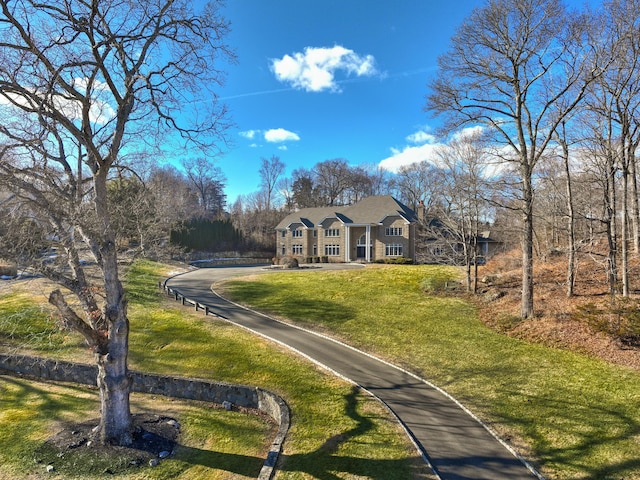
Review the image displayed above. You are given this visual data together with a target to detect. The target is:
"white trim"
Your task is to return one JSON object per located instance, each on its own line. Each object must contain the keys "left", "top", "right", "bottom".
{"left": 365, "top": 225, "right": 371, "bottom": 262}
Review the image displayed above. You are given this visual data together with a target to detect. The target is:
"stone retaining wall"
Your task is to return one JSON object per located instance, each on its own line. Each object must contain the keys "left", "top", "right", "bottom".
{"left": 0, "top": 354, "right": 289, "bottom": 480}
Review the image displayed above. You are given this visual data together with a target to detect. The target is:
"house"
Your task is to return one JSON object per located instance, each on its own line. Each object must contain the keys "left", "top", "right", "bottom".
{"left": 421, "top": 218, "right": 503, "bottom": 265}
{"left": 275, "top": 195, "right": 417, "bottom": 263}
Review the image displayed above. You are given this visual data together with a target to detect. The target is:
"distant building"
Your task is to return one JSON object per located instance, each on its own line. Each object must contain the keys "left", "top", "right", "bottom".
{"left": 275, "top": 195, "right": 417, "bottom": 263}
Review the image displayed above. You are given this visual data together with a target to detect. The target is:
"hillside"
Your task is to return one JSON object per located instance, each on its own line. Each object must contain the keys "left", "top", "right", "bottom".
{"left": 475, "top": 249, "right": 640, "bottom": 370}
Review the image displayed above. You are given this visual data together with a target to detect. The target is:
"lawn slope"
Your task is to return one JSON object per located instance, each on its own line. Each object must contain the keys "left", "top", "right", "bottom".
{"left": 221, "top": 264, "right": 640, "bottom": 480}
{"left": 0, "top": 260, "right": 431, "bottom": 479}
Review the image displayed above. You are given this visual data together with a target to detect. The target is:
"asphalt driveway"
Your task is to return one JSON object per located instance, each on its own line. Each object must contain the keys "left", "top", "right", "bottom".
{"left": 165, "top": 265, "right": 542, "bottom": 480}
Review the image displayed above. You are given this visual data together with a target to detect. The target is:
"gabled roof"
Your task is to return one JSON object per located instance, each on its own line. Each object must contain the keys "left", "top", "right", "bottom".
{"left": 275, "top": 195, "right": 417, "bottom": 230}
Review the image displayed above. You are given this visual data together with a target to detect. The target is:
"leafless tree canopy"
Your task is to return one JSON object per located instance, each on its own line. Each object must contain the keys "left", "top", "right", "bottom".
{"left": 426, "top": 0, "right": 603, "bottom": 318}
{"left": 0, "top": 0, "right": 233, "bottom": 445}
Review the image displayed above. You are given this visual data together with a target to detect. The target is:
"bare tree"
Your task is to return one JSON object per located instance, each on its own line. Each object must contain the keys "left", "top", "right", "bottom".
{"left": 426, "top": 0, "right": 601, "bottom": 318}
{"left": 433, "top": 130, "right": 493, "bottom": 293}
{"left": 259, "top": 155, "right": 285, "bottom": 211}
{"left": 276, "top": 176, "right": 295, "bottom": 212}
{"left": 344, "top": 165, "right": 374, "bottom": 204}
{"left": 182, "top": 156, "right": 227, "bottom": 217}
{"left": 314, "top": 158, "right": 351, "bottom": 206}
{"left": 291, "top": 168, "right": 320, "bottom": 208}
{"left": 364, "top": 163, "right": 393, "bottom": 197}
{"left": 581, "top": 0, "right": 640, "bottom": 297}
{"left": 107, "top": 174, "right": 157, "bottom": 255}
{"left": 0, "top": 0, "right": 232, "bottom": 445}
{"left": 147, "top": 165, "right": 200, "bottom": 230}
{"left": 391, "top": 161, "right": 442, "bottom": 212}
{"left": 580, "top": 123, "right": 620, "bottom": 297}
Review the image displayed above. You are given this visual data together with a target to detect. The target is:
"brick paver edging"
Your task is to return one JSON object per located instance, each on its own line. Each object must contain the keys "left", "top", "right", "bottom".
{"left": 0, "top": 354, "right": 289, "bottom": 480}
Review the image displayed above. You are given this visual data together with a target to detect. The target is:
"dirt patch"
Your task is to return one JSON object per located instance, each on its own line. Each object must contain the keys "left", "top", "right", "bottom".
{"left": 474, "top": 249, "right": 640, "bottom": 371}
{"left": 33, "top": 413, "right": 180, "bottom": 476}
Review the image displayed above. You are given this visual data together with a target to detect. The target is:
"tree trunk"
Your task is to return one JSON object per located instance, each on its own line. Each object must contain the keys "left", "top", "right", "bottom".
{"left": 606, "top": 151, "right": 618, "bottom": 298}
{"left": 94, "top": 169, "right": 133, "bottom": 445}
{"left": 472, "top": 236, "right": 479, "bottom": 295}
{"left": 630, "top": 146, "right": 640, "bottom": 254}
{"left": 96, "top": 333, "right": 133, "bottom": 445}
{"left": 521, "top": 173, "right": 535, "bottom": 319}
{"left": 560, "top": 133, "right": 576, "bottom": 297}
{"left": 621, "top": 160, "right": 630, "bottom": 297}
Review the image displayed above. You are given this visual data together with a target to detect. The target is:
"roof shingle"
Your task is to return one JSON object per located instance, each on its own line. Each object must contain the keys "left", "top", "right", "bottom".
{"left": 275, "top": 195, "right": 416, "bottom": 230}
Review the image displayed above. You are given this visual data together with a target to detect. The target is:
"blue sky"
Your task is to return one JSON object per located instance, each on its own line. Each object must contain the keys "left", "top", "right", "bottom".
{"left": 214, "top": 0, "right": 593, "bottom": 204}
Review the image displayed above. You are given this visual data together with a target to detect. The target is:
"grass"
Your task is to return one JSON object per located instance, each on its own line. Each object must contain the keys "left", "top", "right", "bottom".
{"left": 0, "top": 260, "right": 430, "bottom": 479}
{"left": 221, "top": 264, "right": 640, "bottom": 480}
{"left": 0, "top": 377, "right": 273, "bottom": 480}
{"left": 0, "top": 293, "right": 70, "bottom": 355}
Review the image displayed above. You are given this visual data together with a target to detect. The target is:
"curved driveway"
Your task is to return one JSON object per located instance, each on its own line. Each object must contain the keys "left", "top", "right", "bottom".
{"left": 166, "top": 265, "right": 542, "bottom": 480}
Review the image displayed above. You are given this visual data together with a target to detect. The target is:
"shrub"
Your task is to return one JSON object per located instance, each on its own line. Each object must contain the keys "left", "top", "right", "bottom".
{"left": 421, "top": 275, "right": 451, "bottom": 293}
{"left": 574, "top": 300, "right": 640, "bottom": 346}
{"left": 279, "top": 256, "right": 299, "bottom": 269}
{"left": 0, "top": 265, "right": 17, "bottom": 277}
{"left": 373, "top": 257, "right": 413, "bottom": 265}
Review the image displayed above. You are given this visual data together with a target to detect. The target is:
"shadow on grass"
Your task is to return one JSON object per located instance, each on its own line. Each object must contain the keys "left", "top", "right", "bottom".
{"left": 277, "top": 385, "right": 423, "bottom": 480}
{"left": 225, "top": 281, "right": 356, "bottom": 326}
{"left": 438, "top": 364, "right": 640, "bottom": 479}
{"left": 517, "top": 394, "right": 640, "bottom": 479}
{"left": 180, "top": 385, "right": 426, "bottom": 480}
{"left": 173, "top": 447, "right": 264, "bottom": 477}
{"left": 1, "top": 375, "right": 92, "bottom": 420}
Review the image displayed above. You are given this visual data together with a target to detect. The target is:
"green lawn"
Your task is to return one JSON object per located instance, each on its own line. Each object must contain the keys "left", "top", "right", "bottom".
{"left": 0, "top": 260, "right": 431, "bottom": 479}
{"left": 221, "top": 264, "right": 640, "bottom": 480}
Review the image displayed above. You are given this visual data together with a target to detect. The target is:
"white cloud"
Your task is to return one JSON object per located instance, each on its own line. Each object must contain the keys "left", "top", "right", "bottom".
{"left": 271, "top": 45, "right": 377, "bottom": 92}
{"left": 239, "top": 129, "right": 258, "bottom": 140}
{"left": 451, "top": 125, "right": 484, "bottom": 141}
{"left": 406, "top": 129, "right": 436, "bottom": 145}
{"left": 379, "top": 143, "right": 442, "bottom": 173}
{"left": 264, "top": 128, "right": 300, "bottom": 143}
{"left": 379, "top": 125, "right": 506, "bottom": 176}
{"left": 0, "top": 79, "right": 115, "bottom": 125}
{"left": 378, "top": 127, "right": 443, "bottom": 172}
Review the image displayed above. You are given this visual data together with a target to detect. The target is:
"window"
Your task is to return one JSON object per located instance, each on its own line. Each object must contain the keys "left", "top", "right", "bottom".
{"left": 292, "top": 229, "right": 303, "bottom": 238}
{"left": 325, "top": 244, "right": 340, "bottom": 256}
{"left": 385, "top": 244, "right": 403, "bottom": 256}
{"left": 325, "top": 228, "right": 340, "bottom": 237}
{"left": 281, "top": 230, "right": 286, "bottom": 238}
{"left": 281, "top": 245, "right": 286, "bottom": 255}
{"left": 385, "top": 227, "right": 403, "bottom": 236}
{"left": 292, "top": 244, "right": 303, "bottom": 255}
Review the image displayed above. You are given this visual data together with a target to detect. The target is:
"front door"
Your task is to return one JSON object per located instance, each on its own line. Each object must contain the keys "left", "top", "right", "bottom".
{"left": 356, "top": 234, "right": 370, "bottom": 260}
